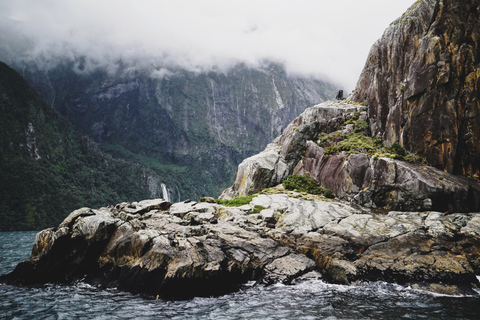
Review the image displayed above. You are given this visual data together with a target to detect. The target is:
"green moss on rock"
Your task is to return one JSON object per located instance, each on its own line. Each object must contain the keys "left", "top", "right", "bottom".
{"left": 283, "top": 175, "right": 324, "bottom": 194}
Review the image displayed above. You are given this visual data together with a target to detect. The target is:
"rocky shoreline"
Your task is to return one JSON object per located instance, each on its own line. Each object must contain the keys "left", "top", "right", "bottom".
{"left": 2, "top": 191, "right": 480, "bottom": 298}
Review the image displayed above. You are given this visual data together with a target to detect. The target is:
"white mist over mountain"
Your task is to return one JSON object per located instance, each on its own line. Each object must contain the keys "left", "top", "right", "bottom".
{"left": 0, "top": 0, "right": 415, "bottom": 90}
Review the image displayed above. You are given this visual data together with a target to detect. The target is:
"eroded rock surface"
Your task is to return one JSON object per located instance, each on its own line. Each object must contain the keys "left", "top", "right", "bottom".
{"left": 294, "top": 145, "right": 480, "bottom": 212}
{"left": 221, "top": 101, "right": 363, "bottom": 198}
{"left": 221, "top": 99, "right": 480, "bottom": 212}
{"left": 2, "top": 195, "right": 480, "bottom": 298}
{"left": 351, "top": 0, "right": 480, "bottom": 176}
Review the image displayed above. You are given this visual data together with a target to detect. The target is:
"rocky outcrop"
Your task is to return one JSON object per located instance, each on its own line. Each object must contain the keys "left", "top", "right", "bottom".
{"left": 221, "top": 101, "right": 363, "bottom": 198}
{"left": 2, "top": 194, "right": 480, "bottom": 297}
{"left": 221, "top": 99, "right": 480, "bottom": 212}
{"left": 294, "top": 143, "right": 480, "bottom": 212}
{"left": 3, "top": 0, "right": 480, "bottom": 301}
{"left": 351, "top": 0, "right": 480, "bottom": 176}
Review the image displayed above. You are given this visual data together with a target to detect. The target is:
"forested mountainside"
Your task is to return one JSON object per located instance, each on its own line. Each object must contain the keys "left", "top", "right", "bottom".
{"left": 13, "top": 59, "right": 336, "bottom": 199}
{"left": 1, "top": 61, "right": 177, "bottom": 230}
{"left": 0, "top": 58, "right": 336, "bottom": 230}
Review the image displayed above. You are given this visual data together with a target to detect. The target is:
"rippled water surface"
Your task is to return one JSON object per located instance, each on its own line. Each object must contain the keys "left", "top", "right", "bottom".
{"left": 1, "top": 231, "right": 480, "bottom": 319}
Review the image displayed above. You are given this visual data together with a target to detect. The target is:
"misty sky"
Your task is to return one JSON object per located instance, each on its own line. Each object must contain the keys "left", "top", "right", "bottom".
{"left": 0, "top": 0, "right": 416, "bottom": 90}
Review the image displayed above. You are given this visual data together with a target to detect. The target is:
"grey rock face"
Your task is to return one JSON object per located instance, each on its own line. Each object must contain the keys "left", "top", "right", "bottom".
{"left": 3, "top": 195, "right": 480, "bottom": 298}
{"left": 222, "top": 97, "right": 480, "bottom": 212}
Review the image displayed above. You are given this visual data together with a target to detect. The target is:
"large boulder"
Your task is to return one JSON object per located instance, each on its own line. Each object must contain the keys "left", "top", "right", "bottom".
{"left": 351, "top": 0, "right": 480, "bottom": 176}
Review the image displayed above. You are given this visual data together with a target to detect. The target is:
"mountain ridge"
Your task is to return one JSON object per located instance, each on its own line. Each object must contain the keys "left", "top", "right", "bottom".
{"left": 11, "top": 58, "right": 337, "bottom": 199}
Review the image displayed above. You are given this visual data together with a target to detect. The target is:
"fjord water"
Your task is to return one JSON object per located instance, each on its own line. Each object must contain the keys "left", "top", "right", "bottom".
{"left": 1, "top": 232, "right": 479, "bottom": 320}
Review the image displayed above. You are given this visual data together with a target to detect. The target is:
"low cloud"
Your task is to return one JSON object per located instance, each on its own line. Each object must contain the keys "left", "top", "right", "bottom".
{"left": 0, "top": 0, "right": 415, "bottom": 90}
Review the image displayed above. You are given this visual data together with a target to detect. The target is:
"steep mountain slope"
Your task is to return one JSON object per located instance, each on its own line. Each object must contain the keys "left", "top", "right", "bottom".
{"left": 0, "top": 61, "right": 177, "bottom": 230}
{"left": 13, "top": 59, "right": 337, "bottom": 198}
{"left": 351, "top": 0, "right": 480, "bottom": 176}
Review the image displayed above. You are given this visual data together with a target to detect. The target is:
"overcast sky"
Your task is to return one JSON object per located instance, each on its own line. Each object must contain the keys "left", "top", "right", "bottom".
{"left": 0, "top": 0, "right": 416, "bottom": 90}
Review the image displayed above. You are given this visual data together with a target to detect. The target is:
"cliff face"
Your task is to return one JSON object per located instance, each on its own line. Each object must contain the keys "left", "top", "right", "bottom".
{"left": 222, "top": 100, "right": 480, "bottom": 213}
{"left": 15, "top": 60, "right": 336, "bottom": 198}
{"left": 222, "top": 0, "right": 480, "bottom": 212}
{"left": 351, "top": 0, "right": 480, "bottom": 176}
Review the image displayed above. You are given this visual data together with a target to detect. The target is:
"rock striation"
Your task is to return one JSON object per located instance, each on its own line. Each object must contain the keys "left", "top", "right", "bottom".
{"left": 2, "top": 194, "right": 480, "bottom": 297}
{"left": 295, "top": 143, "right": 480, "bottom": 212}
{"left": 351, "top": 0, "right": 480, "bottom": 176}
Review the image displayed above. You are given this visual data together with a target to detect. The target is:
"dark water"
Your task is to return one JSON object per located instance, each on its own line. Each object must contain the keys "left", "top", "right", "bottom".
{"left": 1, "top": 232, "right": 480, "bottom": 319}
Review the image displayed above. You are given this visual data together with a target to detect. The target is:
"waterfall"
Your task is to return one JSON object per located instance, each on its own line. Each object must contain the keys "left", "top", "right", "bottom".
{"left": 161, "top": 183, "right": 171, "bottom": 203}
{"left": 176, "top": 185, "right": 181, "bottom": 202}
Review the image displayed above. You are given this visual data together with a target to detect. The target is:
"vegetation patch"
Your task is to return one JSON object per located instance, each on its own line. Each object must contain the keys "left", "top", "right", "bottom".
{"left": 283, "top": 175, "right": 336, "bottom": 199}
{"left": 317, "top": 120, "right": 424, "bottom": 164}
{"left": 216, "top": 195, "right": 257, "bottom": 207}
{"left": 354, "top": 119, "right": 369, "bottom": 133}
{"left": 320, "top": 132, "right": 378, "bottom": 155}
{"left": 324, "top": 189, "right": 335, "bottom": 199}
{"left": 344, "top": 98, "right": 366, "bottom": 107}
{"left": 251, "top": 205, "right": 267, "bottom": 214}
{"left": 283, "top": 175, "right": 324, "bottom": 194}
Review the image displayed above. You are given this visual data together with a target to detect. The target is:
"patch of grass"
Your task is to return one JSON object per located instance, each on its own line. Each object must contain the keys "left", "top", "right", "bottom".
{"left": 324, "top": 189, "right": 335, "bottom": 199}
{"left": 216, "top": 195, "right": 257, "bottom": 207}
{"left": 283, "top": 175, "right": 323, "bottom": 194}
{"left": 404, "top": 153, "right": 423, "bottom": 164}
{"left": 344, "top": 98, "right": 366, "bottom": 107}
{"left": 386, "top": 142, "right": 406, "bottom": 157}
{"left": 353, "top": 111, "right": 360, "bottom": 120}
{"left": 317, "top": 131, "right": 424, "bottom": 164}
{"left": 323, "top": 133, "right": 376, "bottom": 155}
{"left": 251, "top": 205, "right": 266, "bottom": 214}
{"left": 354, "top": 119, "right": 369, "bottom": 134}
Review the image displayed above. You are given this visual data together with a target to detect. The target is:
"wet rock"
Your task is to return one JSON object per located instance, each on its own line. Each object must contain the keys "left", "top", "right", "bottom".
{"left": 263, "top": 254, "right": 316, "bottom": 284}
{"left": 2, "top": 195, "right": 480, "bottom": 297}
